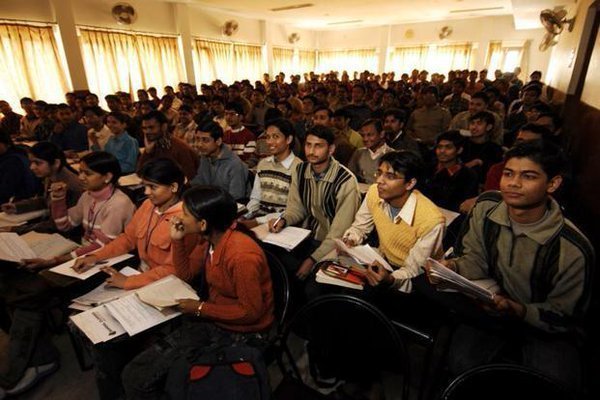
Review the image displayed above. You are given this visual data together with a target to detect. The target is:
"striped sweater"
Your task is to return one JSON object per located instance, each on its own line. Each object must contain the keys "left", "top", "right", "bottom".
{"left": 283, "top": 158, "right": 361, "bottom": 261}
{"left": 51, "top": 184, "right": 136, "bottom": 257}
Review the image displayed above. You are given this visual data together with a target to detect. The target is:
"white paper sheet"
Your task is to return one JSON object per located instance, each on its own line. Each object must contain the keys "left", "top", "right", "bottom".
{"left": 72, "top": 267, "right": 140, "bottom": 306}
{"left": 260, "top": 226, "right": 311, "bottom": 251}
{"left": 104, "top": 294, "right": 180, "bottom": 336}
{"left": 49, "top": 253, "right": 134, "bottom": 280}
{"left": 0, "top": 232, "right": 37, "bottom": 262}
{"left": 70, "top": 305, "right": 127, "bottom": 344}
{"left": 334, "top": 239, "right": 393, "bottom": 272}
{"left": 136, "top": 275, "right": 199, "bottom": 310}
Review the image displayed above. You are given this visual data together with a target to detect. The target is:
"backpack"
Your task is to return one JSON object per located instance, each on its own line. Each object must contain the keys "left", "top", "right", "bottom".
{"left": 165, "top": 343, "right": 271, "bottom": 400}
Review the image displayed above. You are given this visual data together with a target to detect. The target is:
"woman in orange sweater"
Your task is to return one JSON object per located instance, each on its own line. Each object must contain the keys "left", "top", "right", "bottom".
{"left": 121, "top": 185, "right": 274, "bottom": 399}
{"left": 72, "top": 158, "right": 199, "bottom": 290}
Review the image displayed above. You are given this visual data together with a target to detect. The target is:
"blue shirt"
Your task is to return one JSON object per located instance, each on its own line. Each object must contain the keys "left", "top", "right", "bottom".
{"left": 101, "top": 132, "right": 139, "bottom": 174}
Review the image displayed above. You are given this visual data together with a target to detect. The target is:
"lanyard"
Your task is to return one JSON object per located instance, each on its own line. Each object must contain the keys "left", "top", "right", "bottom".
{"left": 144, "top": 207, "right": 167, "bottom": 254}
{"left": 86, "top": 188, "right": 115, "bottom": 237}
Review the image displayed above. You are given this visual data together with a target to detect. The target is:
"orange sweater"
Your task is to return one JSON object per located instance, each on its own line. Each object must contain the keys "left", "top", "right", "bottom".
{"left": 173, "top": 229, "right": 274, "bottom": 333}
{"left": 94, "top": 199, "right": 201, "bottom": 290}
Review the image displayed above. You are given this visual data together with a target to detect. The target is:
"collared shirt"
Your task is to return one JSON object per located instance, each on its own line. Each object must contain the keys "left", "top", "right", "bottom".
{"left": 435, "top": 163, "right": 462, "bottom": 176}
{"left": 103, "top": 131, "right": 139, "bottom": 174}
{"left": 368, "top": 143, "right": 393, "bottom": 160}
{"left": 88, "top": 124, "right": 113, "bottom": 150}
{"left": 343, "top": 191, "right": 445, "bottom": 292}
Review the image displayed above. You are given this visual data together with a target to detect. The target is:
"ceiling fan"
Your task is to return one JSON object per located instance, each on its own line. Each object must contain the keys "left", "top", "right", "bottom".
{"left": 538, "top": 8, "right": 575, "bottom": 51}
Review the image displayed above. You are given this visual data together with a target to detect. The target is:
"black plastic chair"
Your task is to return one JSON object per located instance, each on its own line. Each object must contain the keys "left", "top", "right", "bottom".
{"left": 440, "top": 363, "right": 575, "bottom": 400}
{"left": 276, "top": 294, "right": 411, "bottom": 399}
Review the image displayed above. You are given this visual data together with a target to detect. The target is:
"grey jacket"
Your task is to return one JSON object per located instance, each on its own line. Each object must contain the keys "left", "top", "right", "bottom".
{"left": 191, "top": 144, "right": 249, "bottom": 200}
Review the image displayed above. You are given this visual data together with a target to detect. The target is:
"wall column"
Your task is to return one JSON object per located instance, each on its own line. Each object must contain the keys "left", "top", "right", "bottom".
{"left": 378, "top": 25, "right": 391, "bottom": 73}
{"left": 50, "top": 0, "right": 88, "bottom": 91}
{"left": 173, "top": 3, "right": 196, "bottom": 85}
{"left": 261, "top": 20, "right": 273, "bottom": 78}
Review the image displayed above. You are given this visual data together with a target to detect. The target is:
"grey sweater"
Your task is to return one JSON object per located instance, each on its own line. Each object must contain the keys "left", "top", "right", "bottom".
{"left": 191, "top": 144, "right": 249, "bottom": 200}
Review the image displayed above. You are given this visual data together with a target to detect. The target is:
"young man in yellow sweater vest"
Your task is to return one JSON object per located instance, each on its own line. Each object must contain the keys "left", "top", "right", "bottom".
{"left": 343, "top": 150, "right": 445, "bottom": 292}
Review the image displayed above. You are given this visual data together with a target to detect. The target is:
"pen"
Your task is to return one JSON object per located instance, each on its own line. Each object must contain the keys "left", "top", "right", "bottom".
{"left": 272, "top": 212, "right": 284, "bottom": 229}
{"left": 443, "top": 247, "right": 454, "bottom": 259}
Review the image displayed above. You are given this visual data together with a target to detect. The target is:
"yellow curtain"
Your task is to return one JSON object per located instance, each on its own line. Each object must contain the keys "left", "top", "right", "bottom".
{"left": 0, "top": 23, "right": 70, "bottom": 112}
{"left": 233, "top": 43, "right": 263, "bottom": 83}
{"left": 428, "top": 43, "right": 472, "bottom": 72}
{"left": 486, "top": 41, "right": 503, "bottom": 72}
{"left": 486, "top": 41, "right": 527, "bottom": 74}
{"left": 273, "top": 47, "right": 294, "bottom": 76}
{"left": 298, "top": 49, "right": 316, "bottom": 73}
{"left": 388, "top": 45, "right": 429, "bottom": 74}
{"left": 193, "top": 39, "right": 233, "bottom": 84}
{"left": 316, "top": 48, "right": 377, "bottom": 74}
{"left": 79, "top": 28, "right": 184, "bottom": 100}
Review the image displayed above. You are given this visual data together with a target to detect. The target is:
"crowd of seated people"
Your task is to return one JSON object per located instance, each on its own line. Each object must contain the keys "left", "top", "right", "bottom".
{"left": 0, "top": 65, "right": 593, "bottom": 399}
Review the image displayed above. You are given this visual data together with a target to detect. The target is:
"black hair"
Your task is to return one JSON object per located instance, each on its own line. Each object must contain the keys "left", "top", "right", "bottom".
{"left": 383, "top": 107, "right": 407, "bottom": 122}
{"left": 264, "top": 108, "right": 284, "bottom": 126}
{"left": 20, "top": 97, "right": 34, "bottom": 104}
{"left": 469, "top": 110, "right": 495, "bottom": 126}
{"left": 142, "top": 110, "right": 168, "bottom": 125}
{"left": 83, "top": 106, "right": 105, "bottom": 117}
{"left": 104, "top": 94, "right": 119, "bottom": 102}
{"left": 530, "top": 102, "right": 553, "bottom": 114}
{"left": 30, "top": 141, "right": 74, "bottom": 173}
{"left": 34, "top": 100, "right": 48, "bottom": 108}
{"left": 107, "top": 111, "right": 129, "bottom": 124}
{"left": 80, "top": 151, "right": 121, "bottom": 184}
{"left": 178, "top": 104, "right": 193, "bottom": 114}
{"left": 302, "top": 95, "right": 317, "bottom": 105}
{"left": 0, "top": 127, "right": 12, "bottom": 146}
{"left": 224, "top": 102, "right": 244, "bottom": 115}
{"left": 197, "top": 120, "right": 223, "bottom": 140}
{"left": 353, "top": 83, "right": 366, "bottom": 93}
{"left": 253, "top": 87, "right": 266, "bottom": 95}
{"left": 522, "top": 84, "right": 542, "bottom": 97}
{"left": 378, "top": 150, "right": 424, "bottom": 182}
{"left": 266, "top": 118, "right": 296, "bottom": 140}
{"left": 530, "top": 70, "right": 542, "bottom": 78}
{"left": 436, "top": 130, "right": 466, "bottom": 148}
{"left": 518, "top": 123, "right": 553, "bottom": 139}
{"left": 333, "top": 108, "right": 350, "bottom": 119}
{"left": 211, "top": 95, "right": 225, "bottom": 105}
{"left": 313, "top": 105, "right": 333, "bottom": 118}
{"left": 86, "top": 93, "right": 99, "bottom": 100}
{"left": 422, "top": 85, "right": 439, "bottom": 97}
{"left": 360, "top": 118, "right": 383, "bottom": 133}
{"left": 453, "top": 78, "right": 467, "bottom": 89}
{"left": 471, "top": 91, "right": 489, "bottom": 104}
{"left": 182, "top": 186, "right": 237, "bottom": 234}
{"left": 56, "top": 103, "right": 72, "bottom": 111}
{"left": 504, "top": 140, "right": 566, "bottom": 179}
{"left": 306, "top": 124, "right": 335, "bottom": 145}
{"left": 138, "top": 158, "right": 185, "bottom": 194}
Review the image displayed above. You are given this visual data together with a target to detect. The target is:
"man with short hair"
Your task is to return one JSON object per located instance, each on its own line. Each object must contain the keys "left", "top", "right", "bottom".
{"left": 0, "top": 101, "right": 23, "bottom": 137}
{"left": 449, "top": 91, "right": 503, "bottom": 144}
{"left": 190, "top": 120, "right": 249, "bottom": 201}
{"left": 84, "top": 106, "right": 112, "bottom": 150}
{"left": 406, "top": 86, "right": 452, "bottom": 147}
{"left": 314, "top": 106, "right": 355, "bottom": 166}
{"left": 332, "top": 107, "right": 364, "bottom": 149}
{"left": 227, "top": 84, "right": 252, "bottom": 119}
{"left": 461, "top": 111, "right": 503, "bottom": 183}
{"left": 383, "top": 108, "right": 420, "bottom": 153}
{"left": 442, "top": 78, "right": 471, "bottom": 116}
{"left": 104, "top": 95, "right": 122, "bottom": 113}
{"left": 425, "top": 140, "right": 593, "bottom": 391}
{"left": 137, "top": 111, "right": 198, "bottom": 181}
{"left": 32, "top": 101, "right": 54, "bottom": 141}
{"left": 172, "top": 104, "right": 197, "bottom": 146}
{"left": 345, "top": 84, "right": 372, "bottom": 130}
{"left": 348, "top": 119, "right": 393, "bottom": 184}
{"left": 248, "top": 88, "right": 273, "bottom": 131}
{"left": 50, "top": 104, "right": 88, "bottom": 152}
{"left": 223, "top": 102, "right": 256, "bottom": 165}
{"left": 210, "top": 96, "right": 228, "bottom": 131}
{"left": 18, "top": 98, "right": 40, "bottom": 139}
{"left": 269, "top": 125, "right": 361, "bottom": 279}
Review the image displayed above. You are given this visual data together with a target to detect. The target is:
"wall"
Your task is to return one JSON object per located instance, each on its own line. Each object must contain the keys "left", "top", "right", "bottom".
{"left": 318, "top": 15, "right": 552, "bottom": 76}
{"left": 0, "top": 0, "right": 53, "bottom": 22}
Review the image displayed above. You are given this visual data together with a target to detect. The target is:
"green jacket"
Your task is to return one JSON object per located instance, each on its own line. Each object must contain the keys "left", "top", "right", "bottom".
{"left": 455, "top": 191, "right": 594, "bottom": 333}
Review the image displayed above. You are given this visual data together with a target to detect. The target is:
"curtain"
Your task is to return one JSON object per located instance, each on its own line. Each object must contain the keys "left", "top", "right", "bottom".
{"left": 298, "top": 49, "right": 317, "bottom": 73}
{"left": 387, "top": 45, "right": 429, "bottom": 74}
{"left": 485, "top": 41, "right": 526, "bottom": 74}
{"left": 0, "top": 23, "right": 70, "bottom": 112}
{"left": 79, "top": 28, "right": 184, "bottom": 100}
{"left": 388, "top": 43, "right": 472, "bottom": 75}
{"left": 193, "top": 39, "right": 264, "bottom": 84}
{"left": 316, "top": 48, "right": 377, "bottom": 74}
{"left": 273, "top": 47, "right": 294, "bottom": 76}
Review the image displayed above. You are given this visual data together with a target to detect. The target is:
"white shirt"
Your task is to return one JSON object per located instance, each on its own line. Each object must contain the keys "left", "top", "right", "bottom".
{"left": 343, "top": 192, "right": 445, "bottom": 292}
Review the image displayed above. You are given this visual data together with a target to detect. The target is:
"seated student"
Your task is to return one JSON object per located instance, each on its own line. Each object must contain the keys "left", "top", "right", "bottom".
{"left": 190, "top": 120, "right": 249, "bottom": 201}
{"left": 0, "top": 100, "right": 23, "bottom": 137}
{"left": 1, "top": 142, "right": 83, "bottom": 217}
{"left": 422, "top": 130, "right": 479, "bottom": 212}
{"left": 461, "top": 111, "right": 503, "bottom": 183}
{"left": 49, "top": 103, "right": 88, "bottom": 152}
{"left": 120, "top": 185, "right": 274, "bottom": 399}
{"left": 383, "top": 108, "right": 420, "bottom": 154}
{"left": 20, "top": 152, "right": 136, "bottom": 270}
{"left": 342, "top": 151, "right": 445, "bottom": 292}
{"left": 449, "top": 91, "right": 503, "bottom": 144}
{"left": 210, "top": 95, "right": 228, "bottom": 131}
{"left": 424, "top": 140, "right": 593, "bottom": 391}
{"left": 222, "top": 102, "right": 257, "bottom": 165}
{"left": 313, "top": 105, "right": 356, "bottom": 166}
{"left": 348, "top": 118, "right": 394, "bottom": 184}
{"left": 0, "top": 128, "right": 37, "bottom": 204}
{"left": 172, "top": 104, "right": 197, "bottom": 146}
{"left": 72, "top": 158, "right": 192, "bottom": 290}
{"left": 137, "top": 111, "right": 199, "bottom": 181}
{"left": 240, "top": 118, "right": 301, "bottom": 227}
{"left": 269, "top": 125, "right": 361, "bottom": 279}
{"left": 332, "top": 107, "right": 365, "bottom": 149}
{"left": 32, "top": 101, "right": 55, "bottom": 142}
{"left": 18, "top": 97, "right": 40, "bottom": 139}
{"left": 84, "top": 106, "right": 112, "bottom": 151}
{"left": 97, "top": 111, "right": 139, "bottom": 174}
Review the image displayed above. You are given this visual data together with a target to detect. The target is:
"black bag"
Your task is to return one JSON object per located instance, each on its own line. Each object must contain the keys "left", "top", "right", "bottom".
{"left": 165, "top": 343, "right": 271, "bottom": 400}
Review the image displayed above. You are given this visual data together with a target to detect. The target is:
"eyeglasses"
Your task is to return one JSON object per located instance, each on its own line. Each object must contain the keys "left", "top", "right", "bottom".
{"left": 374, "top": 170, "right": 405, "bottom": 181}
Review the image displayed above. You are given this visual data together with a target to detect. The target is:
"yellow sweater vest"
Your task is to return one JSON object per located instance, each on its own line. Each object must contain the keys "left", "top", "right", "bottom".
{"left": 366, "top": 187, "right": 445, "bottom": 268}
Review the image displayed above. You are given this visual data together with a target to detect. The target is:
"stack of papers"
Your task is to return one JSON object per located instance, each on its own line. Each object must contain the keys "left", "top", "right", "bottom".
{"left": 0, "top": 210, "right": 48, "bottom": 228}
{"left": 70, "top": 274, "right": 196, "bottom": 343}
{"left": 50, "top": 253, "right": 134, "bottom": 280}
{"left": 427, "top": 257, "right": 499, "bottom": 303}
{"left": 71, "top": 267, "right": 140, "bottom": 307}
{"left": 0, "top": 231, "right": 78, "bottom": 262}
{"left": 258, "top": 226, "right": 311, "bottom": 251}
{"left": 334, "top": 239, "right": 393, "bottom": 272}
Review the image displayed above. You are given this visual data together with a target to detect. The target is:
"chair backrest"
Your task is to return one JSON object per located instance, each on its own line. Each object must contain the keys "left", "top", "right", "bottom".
{"left": 441, "top": 363, "right": 574, "bottom": 400}
{"left": 263, "top": 248, "right": 291, "bottom": 329}
{"left": 281, "top": 294, "right": 410, "bottom": 399}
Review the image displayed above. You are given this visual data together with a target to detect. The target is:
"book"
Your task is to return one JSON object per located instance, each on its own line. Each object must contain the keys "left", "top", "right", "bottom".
{"left": 334, "top": 239, "right": 393, "bottom": 272}
{"left": 118, "top": 173, "right": 143, "bottom": 187}
{"left": 0, "top": 231, "right": 78, "bottom": 262}
{"left": 316, "top": 269, "right": 364, "bottom": 290}
{"left": 0, "top": 209, "right": 48, "bottom": 227}
{"left": 0, "top": 232, "right": 37, "bottom": 262}
{"left": 253, "top": 225, "right": 311, "bottom": 251}
{"left": 104, "top": 294, "right": 180, "bottom": 336}
{"left": 427, "top": 257, "right": 500, "bottom": 303}
{"left": 135, "top": 275, "right": 199, "bottom": 311}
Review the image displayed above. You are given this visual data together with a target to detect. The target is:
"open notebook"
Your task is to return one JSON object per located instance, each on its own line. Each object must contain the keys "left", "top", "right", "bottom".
{"left": 0, "top": 231, "right": 78, "bottom": 262}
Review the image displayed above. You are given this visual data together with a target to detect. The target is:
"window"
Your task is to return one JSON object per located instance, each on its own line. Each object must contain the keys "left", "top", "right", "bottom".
{"left": 273, "top": 47, "right": 317, "bottom": 76}
{"left": 0, "top": 23, "right": 71, "bottom": 112}
{"left": 486, "top": 41, "right": 526, "bottom": 73}
{"left": 79, "top": 28, "right": 184, "bottom": 101}
{"left": 387, "top": 43, "right": 473, "bottom": 75}
{"left": 193, "top": 39, "right": 264, "bottom": 84}
{"left": 316, "top": 48, "right": 377, "bottom": 75}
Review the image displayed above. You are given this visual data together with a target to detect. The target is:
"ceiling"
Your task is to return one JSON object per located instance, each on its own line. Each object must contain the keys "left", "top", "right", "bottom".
{"left": 170, "top": 0, "right": 576, "bottom": 30}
